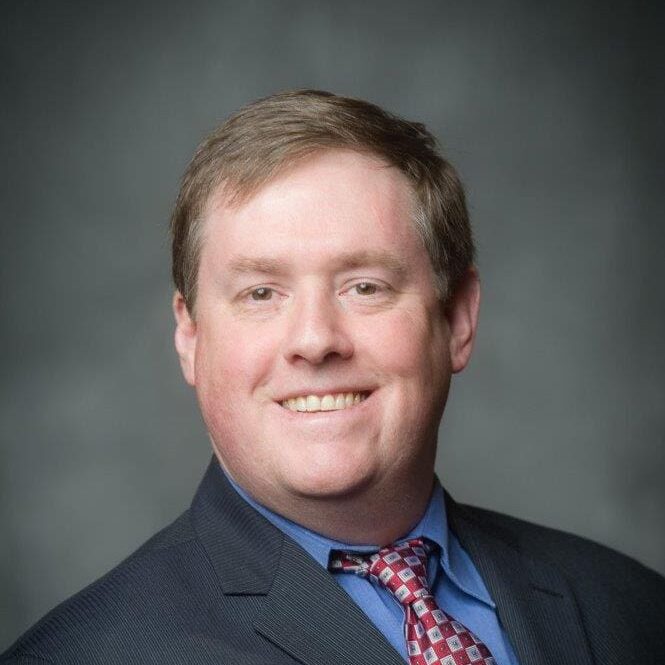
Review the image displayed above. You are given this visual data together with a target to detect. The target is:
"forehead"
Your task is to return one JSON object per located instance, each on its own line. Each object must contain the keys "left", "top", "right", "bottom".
{"left": 200, "top": 149, "right": 425, "bottom": 272}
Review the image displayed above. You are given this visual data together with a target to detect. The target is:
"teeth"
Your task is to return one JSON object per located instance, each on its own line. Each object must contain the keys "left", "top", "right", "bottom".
{"left": 321, "top": 395, "right": 336, "bottom": 411}
{"left": 306, "top": 395, "right": 320, "bottom": 412}
{"left": 281, "top": 392, "right": 367, "bottom": 412}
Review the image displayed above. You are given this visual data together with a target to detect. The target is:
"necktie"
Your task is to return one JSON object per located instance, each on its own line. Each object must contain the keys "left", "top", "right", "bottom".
{"left": 330, "top": 539, "right": 495, "bottom": 665}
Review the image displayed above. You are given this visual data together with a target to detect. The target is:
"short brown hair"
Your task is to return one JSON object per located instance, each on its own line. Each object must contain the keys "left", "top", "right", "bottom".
{"left": 170, "top": 89, "right": 474, "bottom": 314}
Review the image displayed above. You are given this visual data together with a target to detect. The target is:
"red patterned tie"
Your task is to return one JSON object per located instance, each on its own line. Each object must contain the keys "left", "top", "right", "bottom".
{"left": 330, "top": 539, "right": 496, "bottom": 665}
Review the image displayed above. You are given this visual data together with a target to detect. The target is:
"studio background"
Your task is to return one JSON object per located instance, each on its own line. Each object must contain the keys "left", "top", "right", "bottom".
{"left": 2, "top": 0, "right": 663, "bottom": 650}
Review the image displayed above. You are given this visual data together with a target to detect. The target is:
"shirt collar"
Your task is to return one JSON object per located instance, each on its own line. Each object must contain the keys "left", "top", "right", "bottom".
{"left": 225, "top": 472, "right": 493, "bottom": 608}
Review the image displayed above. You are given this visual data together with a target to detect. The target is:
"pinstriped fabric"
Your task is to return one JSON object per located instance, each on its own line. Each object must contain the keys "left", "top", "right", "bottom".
{"left": 445, "top": 493, "right": 665, "bottom": 664}
{"left": 254, "top": 537, "right": 404, "bottom": 665}
{"left": 446, "top": 498, "right": 593, "bottom": 665}
{"left": 2, "top": 537, "right": 281, "bottom": 664}
{"left": 191, "top": 459, "right": 282, "bottom": 594}
{"left": 2, "top": 459, "right": 664, "bottom": 664}
{"left": 1, "top": 461, "right": 403, "bottom": 665}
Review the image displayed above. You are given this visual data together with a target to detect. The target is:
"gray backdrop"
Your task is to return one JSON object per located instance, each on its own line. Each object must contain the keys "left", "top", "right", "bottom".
{"left": 2, "top": 0, "right": 663, "bottom": 650}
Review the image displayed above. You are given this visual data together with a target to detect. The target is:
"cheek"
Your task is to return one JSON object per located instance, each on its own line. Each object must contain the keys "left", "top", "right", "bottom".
{"left": 194, "top": 320, "right": 279, "bottom": 409}
{"left": 194, "top": 323, "right": 280, "bottom": 471}
{"left": 360, "top": 308, "right": 449, "bottom": 379}
{"left": 196, "top": 320, "right": 275, "bottom": 382}
{"left": 359, "top": 309, "right": 451, "bottom": 442}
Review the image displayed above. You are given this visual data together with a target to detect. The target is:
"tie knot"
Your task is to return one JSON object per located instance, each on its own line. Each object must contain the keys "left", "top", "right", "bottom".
{"left": 330, "top": 538, "right": 432, "bottom": 607}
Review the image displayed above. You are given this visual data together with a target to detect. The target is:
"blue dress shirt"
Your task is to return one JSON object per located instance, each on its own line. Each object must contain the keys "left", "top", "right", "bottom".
{"left": 228, "top": 476, "right": 519, "bottom": 665}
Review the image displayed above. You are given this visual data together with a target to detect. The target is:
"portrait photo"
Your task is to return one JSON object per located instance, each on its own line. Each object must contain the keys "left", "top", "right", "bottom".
{"left": 2, "top": 1, "right": 664, "bottom": 662}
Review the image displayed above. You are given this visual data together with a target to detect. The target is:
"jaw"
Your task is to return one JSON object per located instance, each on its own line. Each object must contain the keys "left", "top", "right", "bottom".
{"left": 205, "top": 377, "right": 443, "bottom": 542}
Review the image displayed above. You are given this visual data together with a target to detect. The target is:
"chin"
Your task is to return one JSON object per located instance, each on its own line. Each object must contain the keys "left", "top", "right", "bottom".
{"left": 282, "top": 458, "right": 378, "bottom": 501}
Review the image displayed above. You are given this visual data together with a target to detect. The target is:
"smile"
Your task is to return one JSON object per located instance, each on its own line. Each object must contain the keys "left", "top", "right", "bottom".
{"left": 280, "top": 392, "right": 369, "bottom": 412}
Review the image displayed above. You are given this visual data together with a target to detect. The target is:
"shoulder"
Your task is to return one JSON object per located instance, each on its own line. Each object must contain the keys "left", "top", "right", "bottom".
{"left": 454, "top": 501, "right": 665, "bottom": 642}
{"left": 459, "top": 501, "right": 664, "bottom": 588}
{"left": 0, "top": 510, "right": 216, "bottom": 664}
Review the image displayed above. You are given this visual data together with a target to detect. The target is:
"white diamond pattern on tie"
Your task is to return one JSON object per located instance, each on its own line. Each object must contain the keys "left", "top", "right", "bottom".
{"left": 330, "top": 539, "right": 496, "bottom": 665}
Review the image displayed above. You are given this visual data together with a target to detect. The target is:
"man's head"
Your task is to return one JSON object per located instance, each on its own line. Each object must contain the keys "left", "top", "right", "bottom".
{"left": 171, "top": 91, "right": 480, "bottom": 543}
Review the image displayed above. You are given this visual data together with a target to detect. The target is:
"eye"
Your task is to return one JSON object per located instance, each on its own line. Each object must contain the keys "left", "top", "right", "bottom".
{"left": 353, "top": 281, "right": 378, "bottom": 295}
{"left": 250, "top": 286, "right": 273, "bottom": 301}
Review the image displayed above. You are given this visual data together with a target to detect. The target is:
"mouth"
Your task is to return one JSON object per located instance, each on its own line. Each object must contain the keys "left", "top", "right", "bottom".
{"left": 279, "top": 391, "right": 370, "bottom": 413}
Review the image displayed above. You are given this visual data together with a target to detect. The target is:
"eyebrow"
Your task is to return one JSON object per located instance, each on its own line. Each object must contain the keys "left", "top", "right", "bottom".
{"left": 331, "top": 250, "right": 409, "bottom": 279}
{"left": 227, "top": 256, "right": 290, "bottom": 276}
{"left": 227, "top": 250, "right": 409, "bottom": 280}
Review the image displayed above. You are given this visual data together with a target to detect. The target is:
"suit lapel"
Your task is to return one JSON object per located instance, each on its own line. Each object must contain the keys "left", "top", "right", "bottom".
{"left": 446, "top": 494, "right": 594, "bottom": 665}
{"left": 191, "top": 458, "right": 403, "bottom": 665}
{"left": 191, "top": 458, "right": 283, "bottom": 595}
{"left": 254, "top": 537, "right": 405, "bottom": 665}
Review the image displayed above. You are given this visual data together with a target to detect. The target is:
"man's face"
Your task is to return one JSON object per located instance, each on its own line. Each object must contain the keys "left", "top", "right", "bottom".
{"left": 174, "top": 150, "right": 478, "bottom": 515}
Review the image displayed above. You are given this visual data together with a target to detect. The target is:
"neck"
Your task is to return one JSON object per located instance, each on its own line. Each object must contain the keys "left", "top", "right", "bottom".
{"left": 284, "top": 480, "right": 435, "bottom": 545}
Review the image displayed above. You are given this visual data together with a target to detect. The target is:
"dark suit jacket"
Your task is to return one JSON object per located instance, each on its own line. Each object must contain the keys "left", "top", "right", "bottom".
{"left": 3, "top": 458, "right": 664, "bottom": 664}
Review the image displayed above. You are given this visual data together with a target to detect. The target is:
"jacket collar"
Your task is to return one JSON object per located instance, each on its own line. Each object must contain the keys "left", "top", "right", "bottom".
{"left": 190, "top": 456, "right": 281, "bottom": 594}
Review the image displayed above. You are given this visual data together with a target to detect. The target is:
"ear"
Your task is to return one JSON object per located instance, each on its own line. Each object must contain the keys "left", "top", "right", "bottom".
{"left": 445, "top": 267, "right": 481, "bottom": 374}
{"left": 173, "top": 291, "right": 197, "bottom": 386}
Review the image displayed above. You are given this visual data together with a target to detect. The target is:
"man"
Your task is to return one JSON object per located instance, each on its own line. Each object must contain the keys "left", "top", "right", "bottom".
{"left": 2, "top": 90, "right": 663, "bottom": 664}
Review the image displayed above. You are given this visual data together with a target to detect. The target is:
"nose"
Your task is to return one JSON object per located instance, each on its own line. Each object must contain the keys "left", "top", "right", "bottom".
{"left": 283, "top": 287, "right": 354, "bottom": 365}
